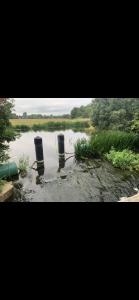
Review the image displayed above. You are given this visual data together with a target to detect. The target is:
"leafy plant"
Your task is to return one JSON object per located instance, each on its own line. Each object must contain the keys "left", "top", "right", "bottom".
{"left": 75, "top": 131, "right": 139, "bottom": 160}
{"left": 18, "top": 155, "right": 29, "bottom": 177}
{"left": 75, "top": 138, "right": 93, "bottom": 159}
{"left": 105, "top": 149, "right": 139, "bottom": 171}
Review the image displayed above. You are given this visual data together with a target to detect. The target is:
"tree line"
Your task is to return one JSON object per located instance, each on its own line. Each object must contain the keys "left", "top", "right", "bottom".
{"left": 0, "top": 98, "right": 16, "bottom": 163}
{"left": 71, "top": 98, "right": 139, "bottom": 132}
{"left": 91, "top": 98, "right": 139, "bottom": 131}
{"left": 10, "top": 112, "right": 71, "bottom": 119}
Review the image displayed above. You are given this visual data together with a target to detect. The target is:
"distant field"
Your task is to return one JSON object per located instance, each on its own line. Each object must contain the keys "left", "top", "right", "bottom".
{"left": 10, "top": 118, "right": 90, "bottom": 131}
{"left": 10, "top": 118, "right": 90, "bottom": 126}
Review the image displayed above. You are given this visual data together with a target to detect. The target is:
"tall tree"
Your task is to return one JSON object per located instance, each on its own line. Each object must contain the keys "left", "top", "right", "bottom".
{"left": 91, "top": 98, "right": 139, "bottom": 131}
{"left": 0, "top": 98, "right": 16, "bottom": 162}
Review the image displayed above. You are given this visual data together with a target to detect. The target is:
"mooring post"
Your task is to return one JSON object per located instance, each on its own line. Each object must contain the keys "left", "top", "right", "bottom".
{"left": 34, "top": 136, "right": 44, "bottom": 167}
{"left": 58, "top": 134, "right": 65, "bottom": 155}
{"left": 37, "top": 163, "right": 45, "bottom": 176}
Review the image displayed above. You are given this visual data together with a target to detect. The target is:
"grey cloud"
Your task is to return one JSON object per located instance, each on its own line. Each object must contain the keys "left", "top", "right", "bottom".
{"left": 14, "top": 98, "right": 92, "bottom": 115}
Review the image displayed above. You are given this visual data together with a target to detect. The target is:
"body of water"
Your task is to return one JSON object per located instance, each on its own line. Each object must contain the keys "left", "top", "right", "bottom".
{"left": 8, "top": 130, "right": 139, "bottom": 202}
{"left": 9, "top": 130, "right": 88, "bottom": 193}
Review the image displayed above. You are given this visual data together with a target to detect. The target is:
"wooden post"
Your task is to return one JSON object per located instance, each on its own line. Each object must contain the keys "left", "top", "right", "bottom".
{"left": 34, "top": 136, "right": 44, "bottom": 163}
{"left": 58, "top": 134, "right": 65, "bottom": 155}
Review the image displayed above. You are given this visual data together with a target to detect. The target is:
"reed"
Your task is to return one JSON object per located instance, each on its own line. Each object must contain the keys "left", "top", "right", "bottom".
{"left": 75, "top": 131, "right": 139, "bottom": 159}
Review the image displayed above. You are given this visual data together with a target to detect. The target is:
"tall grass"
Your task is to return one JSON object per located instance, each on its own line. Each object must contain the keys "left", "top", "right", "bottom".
{"left": 75, "top": 131, "right": 139, "bottom": 159}
{"left": 90, "top": 131, "right": 139, "bottom": 155}
{"left": 11, "top": 119, "right": 90, "bottom": 131}
{"left": 14, "top": 125, "right": 30, "bottom": 132}
{"left": 18, "top": 155, "right": 29, "bottom": 177}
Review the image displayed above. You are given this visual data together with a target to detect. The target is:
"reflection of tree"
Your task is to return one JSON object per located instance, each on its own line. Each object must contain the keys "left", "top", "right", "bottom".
{"left": 57, "top": 154, "right": 75, "bottom": 173}
{"left": 58, "top": 155, "right": 65, "bottom": 172}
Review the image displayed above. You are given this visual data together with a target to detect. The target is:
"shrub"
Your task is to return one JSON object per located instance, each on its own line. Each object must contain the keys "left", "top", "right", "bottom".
{"left": 105, "top": 149, "right": 139, "bottom": 171}
{"left": 90, "top": 131, "right": 139, "bottom": 156}
{"left": 75, "top": 131, "right": 139, "bottom": 160}
{"left": 75, "top": 139, "right": 94, "bottom": 159}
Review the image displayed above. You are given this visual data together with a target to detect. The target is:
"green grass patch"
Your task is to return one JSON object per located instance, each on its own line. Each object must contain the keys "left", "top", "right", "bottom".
{"left": 12, "top": 119, "right": 90, "bottom": 132}
{"left": 75, "top": 130, "right": 139, "bottom": 160}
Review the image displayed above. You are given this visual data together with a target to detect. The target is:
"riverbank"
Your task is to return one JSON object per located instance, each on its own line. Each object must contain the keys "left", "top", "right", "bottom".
{"left": 10, "top": 118, "right": 90, "bottom": 131}
{"left": 12, "top": 159, "right": 139, "bottom": 202}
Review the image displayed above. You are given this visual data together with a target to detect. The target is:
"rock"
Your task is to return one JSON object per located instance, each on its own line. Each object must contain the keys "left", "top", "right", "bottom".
{"left": 60, "top": 170, "right": 67, "bottom": 179}
{"left": 60, "top": 174, "right": 67, "bottom": 179}
{"left": 87, "top": 166, "right": 94, "bottom": 170}
{"left": 13, "top": 181, "right": 23, "bottom": 190}
{"left": 45, "top": 178, "right": 58, "bottom": 184}
{"left": 119, "top": 193, "right": 139, "bottom": 202}
{"left": 0, "top": 182, "right": 14, "bottom": 202}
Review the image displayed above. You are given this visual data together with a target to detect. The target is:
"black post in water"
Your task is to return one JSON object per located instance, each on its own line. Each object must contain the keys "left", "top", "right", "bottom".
{"left": 58, "top": 134, "right": 65, "bottom": 155}
{"left": 34, "top": 136, "right": 44, "bottom": 164}
{"left": 37, "top": 162, "right": 45, "bottom": 176}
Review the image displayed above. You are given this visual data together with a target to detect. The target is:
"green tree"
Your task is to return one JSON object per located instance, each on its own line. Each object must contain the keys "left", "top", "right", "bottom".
{"left": 71, "top": 104, "right": 92, "bottom": 119}
{"left": 91, "top": 98, "right": 139, "bottom": 131}
{"left": 0, "top": 98, "right": 16, "bottom": 162}
{"left": 23, "top": 112, "right": 27, "bottom": 119}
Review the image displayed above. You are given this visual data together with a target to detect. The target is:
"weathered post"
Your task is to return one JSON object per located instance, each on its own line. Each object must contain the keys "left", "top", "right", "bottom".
{"left": 37, "top": 163, "right": 45, "bottom": 176}
{"left": 57, "top": 134, "right": 65, "bottom": 172}
{"left": 34, "top": 136, "right": 44, "bottom": 167}
{"left": 58, "top": 134, "right": 65, "bottom": 155}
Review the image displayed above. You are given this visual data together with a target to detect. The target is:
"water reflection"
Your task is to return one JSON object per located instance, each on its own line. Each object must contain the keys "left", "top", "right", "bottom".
{"left": 9, "top": 130, "right": 89, "bottom": 181}
{"left": 58, "top": 155, "right": 65, "bottom": 172}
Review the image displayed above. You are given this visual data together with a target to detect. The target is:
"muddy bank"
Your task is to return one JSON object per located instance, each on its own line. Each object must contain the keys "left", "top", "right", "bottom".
{"left": 12, "top": 160, "right": 139, "bottom": 202}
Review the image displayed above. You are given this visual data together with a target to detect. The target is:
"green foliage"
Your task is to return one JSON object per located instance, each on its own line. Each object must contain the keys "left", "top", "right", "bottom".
{"left": 131, "top": 120, "right": 139, "bottom": 133}
{"left": 75, "top": 131, "right": 139, "bottom": 159}
{"left": 14, "top": 125, "right": 30, "bottom": 132}
{"left": 75, "top": 139, "right": 93, "bottom": 159}
{"left": 0, "top": 98, "right": 17, "bottom": 162}
{"left": 14, "top": 120, "right": 90, "bottom": 131}
{"left": 71, "top": 104, "right": 92, "bottom": 119}
{"left": 106, "top": 149, "right": 139, "bottom": 171}
{"left": 18, "top": 155, "right": 29, "bottom": 177}
{"left": 90, "top": 131, "right": 139, "bottom": 155}
{"left": 91, "top": 98, "right": 139, "bottom": 131}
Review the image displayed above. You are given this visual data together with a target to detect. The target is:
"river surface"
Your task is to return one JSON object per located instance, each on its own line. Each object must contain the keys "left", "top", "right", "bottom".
{"left": 8, "top": 130, "right": 139, "bottom": 202}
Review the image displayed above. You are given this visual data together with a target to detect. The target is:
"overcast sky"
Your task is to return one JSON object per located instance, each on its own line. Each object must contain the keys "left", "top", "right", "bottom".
{"left": 14, "top": 98, "right": 92, "bottom": 115}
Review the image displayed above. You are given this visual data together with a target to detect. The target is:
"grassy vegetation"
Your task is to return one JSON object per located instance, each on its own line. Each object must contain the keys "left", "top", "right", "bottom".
{"left": 75, "top": 131, "right": 139, "bottom": 160}
{"left": 11, "top": 118, "right": 90, "bottom": 131}
{"left": 106, "top": 149, "right": 139, "bottom": 171}
{"left": 131, "top": 120, "right": 139, "bottom": 133}
{"left": 18, "top": 155, "right": 29, "bottom": 177}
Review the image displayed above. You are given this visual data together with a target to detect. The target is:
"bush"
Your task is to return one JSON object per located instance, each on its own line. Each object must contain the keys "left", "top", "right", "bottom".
{"left": 105, "top": 149, "right": 139, "bottom": 171}
{"left": 75, "top": 139, "right": 93, "bottom": 159}
{"left": 18, "top": 155, "right": 29, "bottom": 177}
{"left": 90, "top": 131, "right": 139, "bottom": 156}
{"left": 14, "top": 125, "right": 30, "bottom": 132}
{"left": 75, "top": 131, "right": 139, "bottom": 160}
